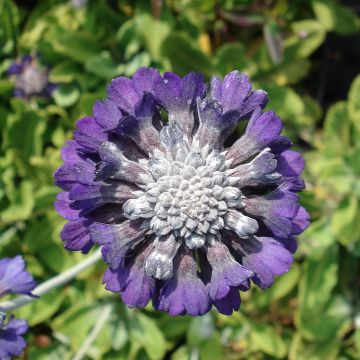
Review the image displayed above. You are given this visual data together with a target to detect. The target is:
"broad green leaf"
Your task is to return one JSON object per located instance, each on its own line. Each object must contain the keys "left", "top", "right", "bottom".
{"left": 1, "top": 180, "right": 34, "bottom": 223}
{"left": 129, "top": 312, "right": 166, "bottom": 360}
{"left": 199, "top": 333, "right": 222, "bottom": 360}
{"left": 49, "top": 61, "right": 83, "bottom": 83}
{"left": 187, "top": 314, "right": 215, "bottom": 345}
{"left": 162, "top": 33, "right": 214, "bottom": 77}
{"left": 135, "top": 13, "right": 172, "bottom": 60}
{"left": 258, "top": 83, "right": 304, "bottom": 120}
{"left": 323, "top": 101, "right": 350, "bottom": 156}
{"left": 331, "top": 197, "right": 360, "bottom": 251}
{"left": 289, "top": 333, "right": 340, "bottom": 360}
{"left": 53, "top": 84, "right": 80, "bottom": 107}
{"left": 312, "top": 0, "right": 359, "bottom": 35}
{"left": 285, "top": 20, "right": 326, "bottom": 60}
{"left": 15, "top": 289, "right": 66, "bottom": 326}
{"left": 51, "top": 302, "right": 102, "bottom": 350}
{"left": 214, "top": 43, "right": 254, "bottom": 76}
{"left": 50, "top": 30, "right": 102, "bottom": 63}
{"left": 85, "top": 51, "right": 122, "bottom": 79}
{"left": 249, "top": 323, "right": 287, "bottom": 358}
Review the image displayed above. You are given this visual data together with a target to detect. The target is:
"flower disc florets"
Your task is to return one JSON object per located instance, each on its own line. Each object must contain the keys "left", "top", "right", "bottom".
{"left": 8, "top": 53, "right": 55, "bottom": 99}
{"left": 54, "top": 68, "right": 309, "bottom": 316}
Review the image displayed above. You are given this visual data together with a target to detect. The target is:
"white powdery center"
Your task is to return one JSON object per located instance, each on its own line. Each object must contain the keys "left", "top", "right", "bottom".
{"left": 121, "top": 122, "right": 261, "bottom": 281}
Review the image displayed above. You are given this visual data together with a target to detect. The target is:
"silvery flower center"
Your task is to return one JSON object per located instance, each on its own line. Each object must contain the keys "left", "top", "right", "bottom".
{"left": 123, "top": 127, "right": 244, "bottom": 250}
{"left": 16, "top": 65, "right": 48, "bottom": 96}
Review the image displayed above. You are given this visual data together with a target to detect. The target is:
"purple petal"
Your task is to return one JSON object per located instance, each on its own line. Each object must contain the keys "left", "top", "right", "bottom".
{"left": 93, "top": 99, "right": 121, "bottom": 130}
{"left": 73, "top": 117, "right": 108, "bottom": 153}
{"left": 91, "top": 220, "right": 147, "bottom": 269}
{"left": 226, "top": 111, "right": 282, "bottom": 166}
{"left": 213, "top": 287, "right": 241, "bottom": 315}
{"left": 242, "top": 237, "right": 293, "bottom": 289}
{"left": 154, "top": 71, "right": 206, "bottom": 136}
{"left": 95, "top": 142, "right": 151, "bottom": 184}
{"left": 103, "top": 242, "right": 155, "bottom": 308}
{"left": 60, "top": 218, "right": 94, "bottom": 253}
{"left": 0, "top": 256, "right": 36, "bottom": 297}
{"left": 132, "top": 67, "right": 161, "bottom": 95}
{"left": 205, "top": 241, "right": 253, "bottom": 300}
{"left": 211, "top": 71, "right": 251, "bottom": 113}
{"left": 195, "top": 98, "right": 239, "bottom": 148}
{"left": 8, "top": 62, "right": 23, "bottom": 75}
{"left": 107, "top": 77, "right": 139, "bottom": 115}
{"left": 0, "top": 318, "right": 28, "bottom": 359}
{"left": 291, "top": 206, "right": 310, "bottom": 235}
{"left": 243, "top": 190, "right": 299, "bottom": 239}
{"left": 156, "top": 252, "right": 211, "bottom": 316}
{"left": 54, "top": 192, "right": 80, "bottom": 220}
{"left": 114, "top": 93, "right": 163, "bottom": 153}
{"left": 229, "top": 148, "right": 280, "bottom": 187}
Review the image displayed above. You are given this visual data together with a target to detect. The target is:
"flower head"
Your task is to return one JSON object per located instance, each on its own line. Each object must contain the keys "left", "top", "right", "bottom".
{"left": 0, "top": 256, "right": 35, "bottom": 358}
{"left": 54, "top": 68, "right": 309, "bottom": 316}
{"left": 8, "top": 53, "right": 56, "bottom": 99}
{"left": 0, "top": 315, "right": 28, "bottom": 360}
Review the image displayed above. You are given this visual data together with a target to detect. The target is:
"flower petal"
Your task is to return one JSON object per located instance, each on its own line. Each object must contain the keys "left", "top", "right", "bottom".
{"left": 205, "top": 241, "right": 253, "bottom": 300}
{"left": 0, "top": 318, "right": 28, "bottom": 358}
{"left": 156, "top": 251, "right": 211, "bottom": 316}
{"left": 60, "top": 218, "right": 93, "bottom": 253}
{"left": 92, "top": 220, "right": 147, "bottom": 269}
{"left": 242, "top": 237, "right": 293, "bottom": 289}
{"left": 226, "top": 110, "right": 282, "bottom": 166}
{"left": 0, "top": 256, "right": 36, "bottom": 297}
{"left": 243, "top": 190, "right": 299, "bottom": 238}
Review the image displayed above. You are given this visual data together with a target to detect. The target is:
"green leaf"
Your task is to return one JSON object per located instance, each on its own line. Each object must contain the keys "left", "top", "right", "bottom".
{"left": 49, "top": 61, "right": 83, "bottom": 83}
{"left": 1, "top": 180, "right": 34, "bottom": 223}
{"left": 187, "top": 314, "right": 215, "bottom": 345}
{"left": 162, "top": 33, "right": 213, "bottom": 77}
{"left": 50, "top": 30, "right": 102, "bottom": 63}
{"left": 331, "top": 197, "right": 360, "bottom": 251}
{"left": 312, "top": 0, "right": 359, "bottom": 35}
{"left": 289, "top": 333, "right": 340, "bottom": 360}
{"left": 5, "top": 109, "right": 46, "bottom": 161}
{"left": 214, "top": 43, "right": 254, "bottom": 76}
{"left": 249, "top": 323, "right": 287, "bottom": 358}
{"left": 135, "top": 13, "right": 172, "bottom": 60}
{"left": 258, "top": 83, "right": 304, "bottom": 120}
{"left": 52, "top": 302, "right": 102, "bottom": 350}
{"left": 348, "top": 74, "right": 360, "bottom": 135}
{"left": 199, "top": 333, "right": 222, "bottom": 360}
{"left": 129, "top": 312, "right": 166, "bottom": 360}
{"left": 323, "top": 101, "right": 350, "bottom": 156}
{"left": 85, "top": 51, "right": 122, "bottom": 80}
{"left": 285, "top": 20, "right": 326, "bottom": 60}
{"left": 53, "top": 84, "right": 80, "bottom": 107}
{"left": 15, "top": 289, "right": 66, "bottom": 326}
{"left": 297, "top": 246, "right": 350, "bottom": 342}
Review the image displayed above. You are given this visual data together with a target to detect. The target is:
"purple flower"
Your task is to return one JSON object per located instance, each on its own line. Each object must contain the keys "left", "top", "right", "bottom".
{"left": 0, "top": 256, "right": 37, "bottom": 298}
{"left": 8, "top": 53, "right": 56, "bottom": 99}
{"left": 0, "top": 256, "right": 35, "bottom": 358}
{"left": 54, "top": 68, "right": 309, "bottom": 316}
{"left": 0, "top": 316, "right": 28, "bottom": 360}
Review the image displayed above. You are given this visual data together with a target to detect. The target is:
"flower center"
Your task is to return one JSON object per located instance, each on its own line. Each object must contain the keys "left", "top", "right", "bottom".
{"left": 16, "top": 65, "right": 48, "bottom": 96}
{"left": 130, "top": 137, "right": 243, "bottom": 249}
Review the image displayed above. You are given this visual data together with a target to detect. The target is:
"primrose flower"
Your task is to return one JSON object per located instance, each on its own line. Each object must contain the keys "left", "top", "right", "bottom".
{"left": 54, "top": 68, "right": 309, "bottom": 316}
{"left": 0, "top": 315, "right": 28, "bottom": 360}
{"left": 0, "top": 256, "right": 36, "bottom": 358}
{"left": 8, "top": 53, "right": 56, "bottom": 99}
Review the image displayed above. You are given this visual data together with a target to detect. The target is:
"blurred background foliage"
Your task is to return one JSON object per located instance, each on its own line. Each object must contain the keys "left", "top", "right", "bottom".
{"left": 0, "top": 0, "right": 360, "bottom": 359}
